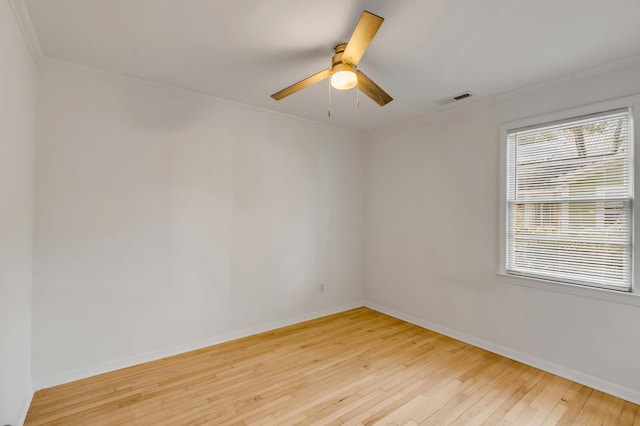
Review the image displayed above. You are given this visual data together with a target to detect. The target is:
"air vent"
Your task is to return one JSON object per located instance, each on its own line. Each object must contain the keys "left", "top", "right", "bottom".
{"left": 434, "top": 91, "right": 473, "bottom": 106}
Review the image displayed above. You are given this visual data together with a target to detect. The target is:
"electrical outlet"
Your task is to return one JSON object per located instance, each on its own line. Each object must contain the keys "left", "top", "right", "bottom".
{"left": 319, "top": 283, "right": 325, "bottom": 294}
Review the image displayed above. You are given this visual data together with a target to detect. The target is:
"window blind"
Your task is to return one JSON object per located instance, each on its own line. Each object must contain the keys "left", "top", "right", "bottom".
{"left": 506, "top": 109, "right": 633, "bottom": 291}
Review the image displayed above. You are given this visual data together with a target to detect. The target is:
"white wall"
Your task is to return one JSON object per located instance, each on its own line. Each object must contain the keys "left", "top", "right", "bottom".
{"left": 32, "top": 64, "right": 364, "bottom": 385}
{"left": 365, "top": 60, "right": 640, "bottom": 402}
{"left": 0, "top": 1, "right": 36, "bottom": 424}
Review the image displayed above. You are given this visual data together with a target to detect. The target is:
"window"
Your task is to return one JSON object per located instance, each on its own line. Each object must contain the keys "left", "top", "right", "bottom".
{"left": 505, "top": 108, "right": 633, "bottom": 292}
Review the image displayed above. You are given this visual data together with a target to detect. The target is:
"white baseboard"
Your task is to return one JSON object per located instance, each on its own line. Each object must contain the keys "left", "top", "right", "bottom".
{"left": 364, "top": 301, "right": 640, "bottom": 406}
{"left": 18, "top": 387, "right": 34, "bottom": 426}
{"left": 32, "top": 301, "right": 365, "bottom": 391}
{"left": 32, "top": 300, "right": 638, "bottom": 408}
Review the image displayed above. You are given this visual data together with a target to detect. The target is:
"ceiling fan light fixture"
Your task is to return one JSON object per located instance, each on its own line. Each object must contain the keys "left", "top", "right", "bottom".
{"left": 331, "top": 63, "right": 357, "bottom": 90}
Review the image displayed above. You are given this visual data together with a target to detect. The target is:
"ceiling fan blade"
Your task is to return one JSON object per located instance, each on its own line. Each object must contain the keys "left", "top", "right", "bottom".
{"left": 271, "top": 68, "right": 331, "bottom": 100}
{"left": 342, "top": 11, "right": 384, "bottom": 66}
{"left": 356, "top": 70, "right": 393, "bottom": 106}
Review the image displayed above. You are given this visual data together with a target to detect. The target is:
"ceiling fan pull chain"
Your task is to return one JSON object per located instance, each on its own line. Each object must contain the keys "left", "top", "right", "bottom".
{"left": 356, "top": 84, "right": 360, "bottom": 107}
{"left": 328, "top": 78, "right": 332, "bottom": 118}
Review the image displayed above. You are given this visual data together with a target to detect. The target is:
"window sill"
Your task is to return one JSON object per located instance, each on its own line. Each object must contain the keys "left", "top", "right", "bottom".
{"left": 496, "top": 272, "right": 640, "bottom": 307}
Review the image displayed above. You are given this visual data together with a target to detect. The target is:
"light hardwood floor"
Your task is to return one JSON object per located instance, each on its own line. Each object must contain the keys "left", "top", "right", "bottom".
{"left": 26, "top": 307, "right": 639, "bottom": 425}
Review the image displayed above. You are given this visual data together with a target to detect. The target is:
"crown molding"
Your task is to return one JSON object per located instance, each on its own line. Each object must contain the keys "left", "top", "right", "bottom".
{"left": 380, "top": 52, "right": 640, "bottom": 133}
{"left": 38, "top": 55, "right": 363, "bottom": 136}
{"left": 8, "top": 0, "right": 42, "bottom": 63}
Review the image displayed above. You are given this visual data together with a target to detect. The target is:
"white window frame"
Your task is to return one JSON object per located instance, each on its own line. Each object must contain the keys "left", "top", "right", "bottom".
{"left": 498, "top": 95, "right": 640, "bottom": 307}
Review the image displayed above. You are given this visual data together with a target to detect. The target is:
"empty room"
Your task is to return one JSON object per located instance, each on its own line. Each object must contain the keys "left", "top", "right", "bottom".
{"left": 2, "top": 0, "right": 640, "bottom": 424}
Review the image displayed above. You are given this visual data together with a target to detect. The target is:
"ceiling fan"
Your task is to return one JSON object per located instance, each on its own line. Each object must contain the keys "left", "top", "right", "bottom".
{"left": 271, "top": 10, "right": 393, "bottom": 107}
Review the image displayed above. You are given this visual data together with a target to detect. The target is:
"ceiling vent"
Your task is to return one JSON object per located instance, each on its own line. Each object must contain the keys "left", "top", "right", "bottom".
{"left": 434, "top": 91, "right": 472, "bottom": 106}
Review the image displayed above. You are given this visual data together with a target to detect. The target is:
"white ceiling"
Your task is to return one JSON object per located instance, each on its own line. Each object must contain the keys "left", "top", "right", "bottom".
{"left": 23, "top": 0, "right": 640, "bottom": 131}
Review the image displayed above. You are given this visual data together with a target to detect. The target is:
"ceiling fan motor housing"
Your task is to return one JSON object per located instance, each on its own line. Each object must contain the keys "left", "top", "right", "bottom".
{"left": 332, "top": 43, "right": 349, "bottom": 66}
{"left": 332, "top": 43, "right": 356, "bottom": 73}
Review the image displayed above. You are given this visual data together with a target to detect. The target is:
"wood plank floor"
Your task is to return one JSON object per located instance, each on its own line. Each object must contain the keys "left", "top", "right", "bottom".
{"left": 26, "top": 307, "right": 639, "bottom": 425}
